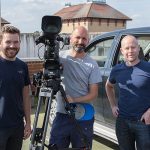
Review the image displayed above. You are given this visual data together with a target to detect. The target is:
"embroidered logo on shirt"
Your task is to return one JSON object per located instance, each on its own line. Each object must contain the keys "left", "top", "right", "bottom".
{"left": 85, "top": 63, "right": 94, "bottom": 68}
{"left": 18, "top": 70, "right": 23, "bottom": 74}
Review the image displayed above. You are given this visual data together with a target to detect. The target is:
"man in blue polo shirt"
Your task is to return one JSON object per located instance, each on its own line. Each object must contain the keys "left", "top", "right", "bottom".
{"left": 0, "top": 25, "right": 31, "bottom": 150}
{"left": 105, "top": 35, "right": 150, "bottom": 150}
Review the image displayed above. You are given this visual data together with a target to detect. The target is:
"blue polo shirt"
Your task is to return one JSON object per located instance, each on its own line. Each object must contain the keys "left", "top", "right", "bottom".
{"left": 109, "top": 60, "right": 150, "bottom": 119}
{"left": 0, "top": 57, "right": 30, "bottom": 128}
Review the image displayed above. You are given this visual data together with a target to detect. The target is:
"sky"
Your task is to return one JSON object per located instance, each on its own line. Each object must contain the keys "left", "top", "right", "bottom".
{"left": 1, "top": 0, "right": 150, "bottom": 33}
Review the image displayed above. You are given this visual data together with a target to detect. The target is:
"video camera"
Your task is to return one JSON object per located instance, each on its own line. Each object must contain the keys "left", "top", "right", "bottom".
{"left": 30, "top": 15, "right": 90, "bottom": 150}
{"left": 33, "top": 16, "right": 69, "bottom": 88}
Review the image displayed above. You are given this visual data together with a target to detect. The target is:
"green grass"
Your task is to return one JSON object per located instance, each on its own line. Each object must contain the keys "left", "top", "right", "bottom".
{"left": 22, "top": 104, "right": 119, "bottom": 150}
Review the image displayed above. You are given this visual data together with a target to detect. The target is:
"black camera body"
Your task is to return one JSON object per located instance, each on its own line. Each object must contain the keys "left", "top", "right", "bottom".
{"left": 34, "top": 16, "right": 65, "bottom": 88}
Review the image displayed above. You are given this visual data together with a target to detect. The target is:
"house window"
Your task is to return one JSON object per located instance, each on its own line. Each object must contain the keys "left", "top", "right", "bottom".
{"left": 73, "top": 20, "right": 75, "bottom": 27}
{"left": 67, "top": 20, "right": 69, "bottom": 26}
{"left": 90, "top": 18, "right": 93, "bottom": 25}
{"left": 99, "top": 19, "right": 101, "bottom": 26}
{"left": 107, "top": 19, "right": 109, "bottom": 26}
{"left": 115, "top": 20, "right": 117, "bottom": 27}
{"left": 78, "top": 19, "right": 80, "bottom": 26}
{"left": 84, "top": 19, "right": 86, "bottom": 25}
{"left": 123, "top": 20, "right": 125, "bottom": 27}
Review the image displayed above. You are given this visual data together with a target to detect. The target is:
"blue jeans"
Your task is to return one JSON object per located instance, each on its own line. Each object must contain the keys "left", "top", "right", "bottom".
{"left": 116, "top": 117, "right": 150, "bottom": 150}
{"left": 0, "top": 125, "right": 24, "bottom": 150}
{"left": 50, "top": 112, "right": 94, "bottom": 149}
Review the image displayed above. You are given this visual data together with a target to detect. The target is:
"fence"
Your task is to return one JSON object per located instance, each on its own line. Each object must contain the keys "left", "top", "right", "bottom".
{"left": 19, "top": 33, "right": 101, "bottom": 60}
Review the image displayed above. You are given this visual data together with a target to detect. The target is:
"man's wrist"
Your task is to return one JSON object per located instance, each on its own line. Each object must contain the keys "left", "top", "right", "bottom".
{"left": 147, "top": 108, "right": 150, "bottom": 113}
{"left": 25, "top": 119, "right": 31, "bottom": 125}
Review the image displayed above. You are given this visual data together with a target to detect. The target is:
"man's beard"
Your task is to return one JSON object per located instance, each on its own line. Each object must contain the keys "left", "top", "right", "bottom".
{"left": 4, "top": 48, "right": 19, "bottom": 59}
{"left": 73, "top": 44, "right": 86, "bottom": 53}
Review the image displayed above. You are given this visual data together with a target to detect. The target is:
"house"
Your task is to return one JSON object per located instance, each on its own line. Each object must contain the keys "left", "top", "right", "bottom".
{"left": 54, "top": 0, "right": 132, "bottom": 33}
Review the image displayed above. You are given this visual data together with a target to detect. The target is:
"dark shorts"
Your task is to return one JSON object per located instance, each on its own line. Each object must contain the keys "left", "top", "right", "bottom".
{"left": 50, "top": 112, "right": 94, "bottom": 149}
{"left": 0, "top": 125, "right": 24, "bottom": 150}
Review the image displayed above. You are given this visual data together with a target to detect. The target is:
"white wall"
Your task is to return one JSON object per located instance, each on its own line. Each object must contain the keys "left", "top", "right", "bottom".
{"left": 18, "top": 33, "right": 100, "bottom": 59}
{"left": 18, "top": 33, "right": 43, "bottom": 59}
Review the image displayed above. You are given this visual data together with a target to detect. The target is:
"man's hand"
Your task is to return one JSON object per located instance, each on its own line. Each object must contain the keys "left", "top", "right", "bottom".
{"left": 24, "top": 123, "right": 31, "bottom": 140}
{"left": 141, "top": 108, "right": 150, "bottom": 125}
{"left": 66, "top": 95, "right": 74, "bottom": 103}
{"left": 111, "top": 106, "right": 119, "bottom": 118}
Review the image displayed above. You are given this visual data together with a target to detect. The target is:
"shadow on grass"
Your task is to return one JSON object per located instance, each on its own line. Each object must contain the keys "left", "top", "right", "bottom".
{"left": 93, "top": 135, "right": 119, "bottom": 150}
{"left": 31, "top": 96, "right": 46, "bottom": 115}
{"left": 31, "top": 97, "right": 119, "bottom": 150}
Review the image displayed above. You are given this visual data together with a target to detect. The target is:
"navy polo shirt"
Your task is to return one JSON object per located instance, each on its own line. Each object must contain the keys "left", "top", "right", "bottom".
{"left": 0, "top": 57, "right": 30, "bottom": 128}
{"left": 109, "top": 61, "right": 150, "bottom": 119}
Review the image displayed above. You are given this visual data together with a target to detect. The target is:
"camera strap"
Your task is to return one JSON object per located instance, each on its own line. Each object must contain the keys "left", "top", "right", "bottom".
{"left": 69, "top": 103, "right": 95, "bottom": 121}
{"left": 65, "top": 103, "right": 91, "bottom": 150}
{"left": 59, "top": 85, "right": 91, "bottom": 150}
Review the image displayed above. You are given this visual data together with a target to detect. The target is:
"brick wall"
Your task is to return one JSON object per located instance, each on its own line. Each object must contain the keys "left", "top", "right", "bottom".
{"left": 26, "top": 60, "right": 43, "bottom": 82}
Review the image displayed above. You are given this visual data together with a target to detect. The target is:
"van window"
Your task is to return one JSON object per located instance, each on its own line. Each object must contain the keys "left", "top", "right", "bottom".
{"left": 88, "top": 38, "right": 114, "bottom": 67}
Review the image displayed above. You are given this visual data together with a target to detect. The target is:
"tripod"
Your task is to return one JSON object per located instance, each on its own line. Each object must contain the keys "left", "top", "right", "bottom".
{"left": 29, "top": 77, "right": 90, "bottom": 150}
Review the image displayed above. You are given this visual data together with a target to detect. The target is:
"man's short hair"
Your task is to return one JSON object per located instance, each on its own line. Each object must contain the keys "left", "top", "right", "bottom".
{"left": 0, "top": 25, "right": 20, "bottom": 42}
{"left": 2, "top": 25, "right": 20, "bottom": 34}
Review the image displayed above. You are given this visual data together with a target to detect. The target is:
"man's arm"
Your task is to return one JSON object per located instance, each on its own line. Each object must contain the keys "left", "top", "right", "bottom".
{"left": 105, "top": 79, "right": 119, "bottom": 117}
{"left": 67, "top": 83, "right": 99, "bottom": 103}
{"left": 23, "top": 85, "right": 31, "bottom": 139}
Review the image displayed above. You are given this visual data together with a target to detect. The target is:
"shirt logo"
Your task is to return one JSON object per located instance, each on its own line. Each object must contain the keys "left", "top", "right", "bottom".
{"left": 18, "top": 70, "right": 23, "bottom": 74}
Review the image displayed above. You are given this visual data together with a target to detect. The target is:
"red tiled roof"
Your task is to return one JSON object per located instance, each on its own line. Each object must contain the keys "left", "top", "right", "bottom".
{"left": 54, "top": 3, "right": 132, "bottom": 20}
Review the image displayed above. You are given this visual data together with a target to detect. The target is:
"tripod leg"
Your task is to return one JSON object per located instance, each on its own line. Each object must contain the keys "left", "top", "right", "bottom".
{"left": 30, "top": 95, "right": 43, "bottom": 149}
{"left": 30, "top": 88, "right": 54, "bottom": 150}
{"left": 40, "top": 89, "right": 54, "bottom": 150}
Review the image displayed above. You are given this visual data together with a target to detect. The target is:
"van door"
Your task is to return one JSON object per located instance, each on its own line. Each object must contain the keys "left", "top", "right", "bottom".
{"left": 87, "top": 36, "right": 116, "bottom": 125}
